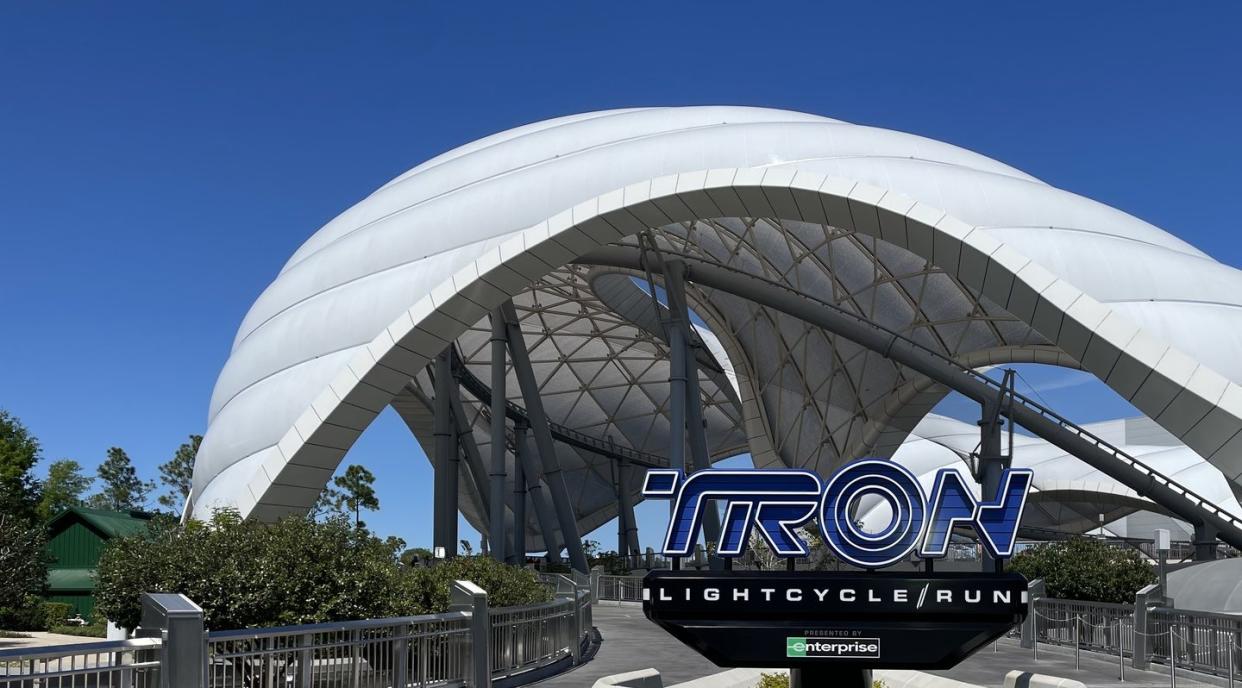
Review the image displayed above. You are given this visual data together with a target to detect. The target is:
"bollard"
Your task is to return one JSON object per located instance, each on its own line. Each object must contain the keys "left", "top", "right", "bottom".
{"left": 450, "top": 580, "right": 492, "bottom": 688}
{"left": 1228, "top": 640, "right": 1234, "bottom": 688}
{"left": 138, "top": 593, "right": 204, "bottom": 688}
{"left": 1075, "top": 615, "right": 1081, "bottom": 670}
{"left": 1170, "top": 626, "right": 1177, "bottom": 688}
{"left": 1118, "top": 621, "right": 1125, "bottom": 683}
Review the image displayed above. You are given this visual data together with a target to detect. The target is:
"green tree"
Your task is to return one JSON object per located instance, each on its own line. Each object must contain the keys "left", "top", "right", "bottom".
{"left": 332, "top": 464, "right": 379, "bottom": 528}
{"left": 0, "top": 410, "right": 43, "bottom": 524}
{"left": 1008, "top": 537, "right": 1156, "bottom": 603}
{"left": 0, "top": 514, "right": 48, "bottom": 620}
{"left": 88, "top": 447, "right": 152, "bottom": 511}
{"left": 38, "top": 459, "right": 93, "bottom": 520}
{"left": 157, "top": 435, "right": 200, "bottom": 511}
{"left": 310, "top": 485, "right": 347, "bottom": 521}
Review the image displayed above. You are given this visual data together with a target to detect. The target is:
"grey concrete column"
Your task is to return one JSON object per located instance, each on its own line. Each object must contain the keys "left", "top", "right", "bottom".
{"left": 515, "top": 419, "right": 563, "bottom": 564}
{"left": 1020, "top": 578, "right": 1045, "bottom": 649}
{"left": 449, "top": 580, "right": 492, "bottom": 688}
{"left": 511, "top": 423, "right": 527, "bottom": 563}
{"left": 500, "top": 300, "right": 589, "bottom": 573}
{"left": 433, "top": 351, "right": 458, "bottom": 556}
{"left": 489, "top": 311, "right": 509, "bottom": 563}
{"left": 138, "top": 593, "right": 204, "bottom": 688}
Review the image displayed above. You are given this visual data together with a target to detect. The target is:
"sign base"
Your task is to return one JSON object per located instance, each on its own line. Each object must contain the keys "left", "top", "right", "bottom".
{"left": 642, "top": 569, "right": 1027, "bottom": 670}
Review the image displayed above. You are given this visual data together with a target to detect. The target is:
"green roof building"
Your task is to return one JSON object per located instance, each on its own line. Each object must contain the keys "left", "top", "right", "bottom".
{"left": 45, "top": 506, "right": 152, "bottom": 618}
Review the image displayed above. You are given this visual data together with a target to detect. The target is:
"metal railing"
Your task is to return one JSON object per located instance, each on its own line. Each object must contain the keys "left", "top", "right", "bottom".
{"left": 488, "top": 597, "right": 579, "bottom": 677}
{"left": 1025, "top": 586, "right": 1242, "bottom": 682}
{"left": 1032, "top": 597, "right": 1135, "bottom": 658}
{"left": 597, "top": 575, "right": 644, "bottom": 603}
{"left": 0, "top": 637, "right": 162, "bottom": 688}
{"left": 0, "top": 581, "right": 593, "bottom": 688}
{"left": 206, "top": 614, "right": 474, "bottom": 688}
{"left": 1149, "top": 606, "right": 1242, "bottom": 678}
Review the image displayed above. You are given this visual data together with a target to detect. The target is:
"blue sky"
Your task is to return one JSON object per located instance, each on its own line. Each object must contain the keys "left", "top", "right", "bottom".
{"left": 1, "top": 2, "right": 1239, "bottom": 551}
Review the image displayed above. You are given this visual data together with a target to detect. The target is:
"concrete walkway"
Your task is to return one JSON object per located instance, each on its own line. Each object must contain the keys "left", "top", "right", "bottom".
{"left": 550, "top": 603, "right": 1232, "bottom": 688}
{"left": 933, "top": 637, "right": 1230, "bottom": 688}
{"left": 0, "top": 631, "right": 104, "bottom": 652}
{"left": 535, "top": 605, "right": 719, "bottom": 686}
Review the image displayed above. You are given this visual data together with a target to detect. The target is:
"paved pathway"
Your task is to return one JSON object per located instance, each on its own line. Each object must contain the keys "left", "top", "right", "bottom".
{"left": 547, "top": 603, "right": 1232, "bottom": 687}
{"left": 535, "top": 604, "right": 719, "bottom": 686}
{"left": 931, "top": 637, "right": 1228, "bottom": 687}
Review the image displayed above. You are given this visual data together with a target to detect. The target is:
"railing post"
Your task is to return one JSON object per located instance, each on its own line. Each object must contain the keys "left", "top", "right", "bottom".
{"left": 393, "top": 625, "right": 410, "bottom": 688}
{"left": 451, "top": 580, "right": 492, "bottom": 688}
{"left": 1021, "top": 579, "right": 1044, "bottom": 649}
{"left": 1170, "top": 625, "right": 1177, "bottom": 688}
{"left": 1133, "top": 583, "right": 1159, "bottom": 670}
{"left": 570, "top": 589, "right": 584, "bottom": 665}
{"left": 300, "top": 633, "right": 314, "bottom": 688}
{"left": 138, "top": 593, "right": 205, "bottom": 688}
{"left": 590, "top": 566, "right": 602, "bottom": 602}
{"left": 1118, "top": 620, "right": 1125, "bottom": 682}
{"left": 1075, "top": 615, "right": 1081, "bottom": 671}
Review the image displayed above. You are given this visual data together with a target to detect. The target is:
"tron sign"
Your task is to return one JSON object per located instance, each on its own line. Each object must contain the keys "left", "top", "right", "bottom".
{"left": 642, "top": 459, "right": 1033, "bottom": 567}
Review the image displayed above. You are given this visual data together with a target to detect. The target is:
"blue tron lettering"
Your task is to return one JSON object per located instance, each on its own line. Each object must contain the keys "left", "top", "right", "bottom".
{"left": 642, "top": 461, "right": 1033, "bottom": 565}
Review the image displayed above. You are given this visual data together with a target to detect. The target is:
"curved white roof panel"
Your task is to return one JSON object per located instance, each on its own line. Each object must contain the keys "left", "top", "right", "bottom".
{"left": 190, "top": 107, "right": 1242, "bottom": 542}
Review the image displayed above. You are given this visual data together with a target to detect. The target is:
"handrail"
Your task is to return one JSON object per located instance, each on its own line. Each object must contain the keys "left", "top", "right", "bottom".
{"left": 204, "top": 610, "right": 472, "bottom": 640}
{"left": 0, "top": 636, "right": 162, "bottom": 661}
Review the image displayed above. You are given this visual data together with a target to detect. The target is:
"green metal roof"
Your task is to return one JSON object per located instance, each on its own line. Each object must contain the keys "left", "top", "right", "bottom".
{"left": 47, "top": 506, "right": 153, "bottom": 539}
{"left": 47, "top": 568, "right": 96, "bottom": 591}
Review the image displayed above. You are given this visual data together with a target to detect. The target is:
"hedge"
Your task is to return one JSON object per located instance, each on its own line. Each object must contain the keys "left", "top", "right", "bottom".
{"left": 95, "top": 510, "right": 550, "bottom": 630}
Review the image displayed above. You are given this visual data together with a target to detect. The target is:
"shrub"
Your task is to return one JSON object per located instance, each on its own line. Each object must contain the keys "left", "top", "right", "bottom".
{"left": 0, "top": 596, "right": 49, "bottom": 631}
{"left": 95, "top": 510, "right": 551, "bottom": 630}
{"left": 41, "top": 602, "right": 73, "bottom": 629}
{"left": 48, "top": 624, "right": 106, "bottom": 638}
{"left": 1008, "top": 537, "right": 1155, "bottom": 603}
{"left": 403, "top": 556, "right": 550, "bottom": 614}
{"left": 756, "top": 674, "right": 885, "bottom": 688}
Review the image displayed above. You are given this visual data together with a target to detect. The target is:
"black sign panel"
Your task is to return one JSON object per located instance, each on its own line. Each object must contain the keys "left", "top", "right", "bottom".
{"left": 643, "top": 570, "right": 1028, "bottom": 669}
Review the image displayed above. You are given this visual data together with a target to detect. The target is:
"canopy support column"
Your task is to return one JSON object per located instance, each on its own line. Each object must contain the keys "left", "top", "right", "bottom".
{"left": 514, "top": 418, "right": 562, "bottom": 564}
{"left": 510, "top": 421, "right": 528, "bottom": 564}
{"left": 1194, "top": 522, "right": 1219, "bottom": 561}
{"left": 433, "top": 350, "right": 459, "bottom": 557}
{"left": 616, "top": 457, "right": 641, "bottom": 565}
{"left": 447, "top": 360, "right": 491, "bottom": 522}
{"left": 977, "top": 369, "right": 1014, "bottom": 574}
{"left": 489, "top": 311, "right": 509, "bottom": 563}
{"left": 665, "top": 259, "right": 724, "bottom": 568}
{"left": 501, "top": 301, "right": 588, "bottom": 571}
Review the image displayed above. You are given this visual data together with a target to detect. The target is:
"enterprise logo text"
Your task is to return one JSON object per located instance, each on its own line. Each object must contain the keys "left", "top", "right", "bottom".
{"left": 643, "top": 459, "right": 1032, "bottom": 567}
{"left": 787, "top": 637, "right": 880, "bottom": 659}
